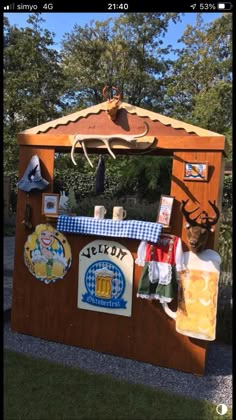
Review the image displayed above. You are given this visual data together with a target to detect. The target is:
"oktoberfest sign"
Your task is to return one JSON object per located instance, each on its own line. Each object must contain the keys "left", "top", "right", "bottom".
{"left": 78, "top": 240, "right": 134, "bottom": 317}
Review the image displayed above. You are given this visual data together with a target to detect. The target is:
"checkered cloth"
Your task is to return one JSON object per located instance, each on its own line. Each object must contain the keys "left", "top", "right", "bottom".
{"left": 57, "top": 216, "right": 163, "bottom": 243}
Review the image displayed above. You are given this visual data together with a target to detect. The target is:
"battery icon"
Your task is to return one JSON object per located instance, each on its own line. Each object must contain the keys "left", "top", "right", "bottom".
{"left": 217, "top": 3, "right": 233, "bottom": 9}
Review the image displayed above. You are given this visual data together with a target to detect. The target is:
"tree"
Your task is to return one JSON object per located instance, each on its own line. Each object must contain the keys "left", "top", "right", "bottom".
{"left": 166, "top": 13, "right": 232, "bottom": 158}
{"left": 53, "top": 153, "right": 173, "bottom": 204}
{"left": 60, "top": 13, "right": 182, "bottom": 111}
{"left": 55, "top": 13, "right": 182, "bottom": 200}
{"left": 4, "top": 14, "right": 65, "bottom": 177}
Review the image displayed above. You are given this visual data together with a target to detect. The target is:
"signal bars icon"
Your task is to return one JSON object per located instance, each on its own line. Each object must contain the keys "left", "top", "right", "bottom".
{"left": 4, "top": 4, "right": 14, "bottom": 10}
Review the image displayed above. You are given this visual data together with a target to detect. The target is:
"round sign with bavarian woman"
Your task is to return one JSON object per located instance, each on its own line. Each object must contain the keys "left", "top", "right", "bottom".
{"left": 24, "top": 224, "right": 72, "bottom": 284}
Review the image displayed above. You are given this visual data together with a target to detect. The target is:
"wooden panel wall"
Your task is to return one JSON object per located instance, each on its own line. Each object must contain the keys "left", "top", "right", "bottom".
{"left": 11, "top": 143, "right": 225, "bottom": 376}
{"left": 170, "top": 151, "right": 225, "bottom": 251}
{"left": 11, "top": 232, "right": 207, "bottom": 375}
{"left": 11, "top": 146, "right": 55, "bottom": 331}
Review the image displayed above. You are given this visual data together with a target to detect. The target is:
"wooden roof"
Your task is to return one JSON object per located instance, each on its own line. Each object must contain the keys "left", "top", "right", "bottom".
{"left": 19, "top": 101, "right": 222, "bottom": 137}
{"left": 17, "top": 101, "right": 228, "bottom": 156}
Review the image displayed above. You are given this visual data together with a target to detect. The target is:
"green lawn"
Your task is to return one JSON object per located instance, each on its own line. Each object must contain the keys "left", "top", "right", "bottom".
{"left": 4, "top": 349, "right": 232, "bottom": 420}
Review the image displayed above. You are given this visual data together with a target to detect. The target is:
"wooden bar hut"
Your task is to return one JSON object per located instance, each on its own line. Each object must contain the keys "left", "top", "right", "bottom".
{"left": 11, "top": 100, "right": 227, "bottom": 375}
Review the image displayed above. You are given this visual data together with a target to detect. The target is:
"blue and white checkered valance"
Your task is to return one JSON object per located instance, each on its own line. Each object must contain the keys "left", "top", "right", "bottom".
{"left": 56, "top": 216, "right": 163, "bottom": 243}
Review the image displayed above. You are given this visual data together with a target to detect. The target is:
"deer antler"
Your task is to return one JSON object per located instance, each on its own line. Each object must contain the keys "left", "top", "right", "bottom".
{"left": 180, "top": 199, "right": 202, "bottom": 227}
{"left": 71, "top": 122, "right": 149, "bottom": 168}
{"left": 181, "top": 199, "right": 220, "bottom": 230}
{"left": 199, "top": 200, "right": 220, "bottom": 229}
{"left": 111, "top": 86, "right": 121, "bottom": 102}
{"left": 102, "top": 85, "right": 121, "bottom": 102}
{"left": 102, "top": 85, "right": 110, "bottom": 100}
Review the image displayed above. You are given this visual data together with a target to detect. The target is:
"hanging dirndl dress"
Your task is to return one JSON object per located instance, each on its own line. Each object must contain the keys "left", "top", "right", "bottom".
{"left": 136, "top": 234, "right": 184, "bottom": 303}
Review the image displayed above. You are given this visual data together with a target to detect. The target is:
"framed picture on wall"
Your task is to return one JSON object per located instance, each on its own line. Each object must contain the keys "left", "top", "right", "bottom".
{"left": 157, "top": 195, "right": 175, "bottom": 227}
{"left": 183, "top": 162, "right": 208, "bottom": 182}
{"left": 42, "top": 193, "right": 59, "bottom": 216}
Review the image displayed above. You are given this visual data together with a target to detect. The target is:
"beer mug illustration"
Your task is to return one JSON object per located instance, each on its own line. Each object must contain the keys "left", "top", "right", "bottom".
{"left": 34, "top": 258, "right": 48, "bottom": 277}
{"left": 162, "top": 250, "right": 221, "bottom": 341}
{"left": 113, "top": 206, "right": 127, "bottom": 221}
{"left": 51, "top": 255, "right": 67, "bottom": 278}
{"left": 94, "top": 206, "right": 107, "bottom": 219}
{"left": 95, "top": 267, "right": 115, "bottom": 299}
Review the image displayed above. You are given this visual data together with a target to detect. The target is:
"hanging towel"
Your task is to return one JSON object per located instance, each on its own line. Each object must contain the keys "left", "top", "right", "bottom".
{"left": 95, "top": 155, "right": 105, "bottom": 194}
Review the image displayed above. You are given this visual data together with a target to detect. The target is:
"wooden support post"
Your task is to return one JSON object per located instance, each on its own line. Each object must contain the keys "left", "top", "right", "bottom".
{"left": 170, "top": 150, "right": 225, "bottom": 252}
{"left": 11, "top": 146, "right": 55, "bottom": 331}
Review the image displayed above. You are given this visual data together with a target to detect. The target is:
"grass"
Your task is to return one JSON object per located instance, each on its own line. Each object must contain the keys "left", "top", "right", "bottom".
{"left": 4, "top": 350, "right": 232, "bottom": 420}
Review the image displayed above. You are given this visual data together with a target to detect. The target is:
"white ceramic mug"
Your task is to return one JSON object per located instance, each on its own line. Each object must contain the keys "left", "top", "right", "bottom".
{"left": 94, "top": 206, "right": 107, "bottom": 219}
{"left": 113, "top": 206, "right": 127, "bottom": 221}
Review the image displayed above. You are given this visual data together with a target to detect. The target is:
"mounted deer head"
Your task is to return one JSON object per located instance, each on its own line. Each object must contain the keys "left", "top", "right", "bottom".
{"left": 180, "top": 199, "right": 220, "bottom": 253}
{"left": 102, "top": 85, "right": 121, "bottom": 121}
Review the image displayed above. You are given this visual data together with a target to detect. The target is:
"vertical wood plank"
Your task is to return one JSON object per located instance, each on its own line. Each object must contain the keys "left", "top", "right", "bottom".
{"left": 10, "top": 233, "right": 207, "bottom": 375}
{"left": 11, "top": 146, "right": 55, "bottom": 330}
{"left": 170, "top": 150, "right": 224, "bottom": 251}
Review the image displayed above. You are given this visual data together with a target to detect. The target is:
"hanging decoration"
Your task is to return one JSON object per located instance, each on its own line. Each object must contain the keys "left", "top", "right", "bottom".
{"left": 17, "top": 155, "right": 49, "bottom": 192}
{"left": 162, "top": 249, "right": 221, "bottom": 341}
{"left": 24, "top": 224, "right": 72, "bottom": 284}
{"left": 70, "top": 123, "right": 149, "bottom": 168}
{"left": 135, "top": 234, "right": 184, "bottom": 303}
{"left": 102, "top": 85, "right": 121, "bottom": 121}
{"left": 17, "top": 155, "right": 49, "bottom": 230}
{"left": 180, "top": 199, "right": 220, "bottom": 253}
{"left": 161, "top": 199, "right": 221, "bottom": 340}
{"left": 95, "top": 155, "right": 105, "bottom": 194}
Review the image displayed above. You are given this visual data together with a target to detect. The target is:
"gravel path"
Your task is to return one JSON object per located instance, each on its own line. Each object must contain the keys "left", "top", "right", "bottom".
{"left": 4, "top": 321, "right": 232, "bottom": 408}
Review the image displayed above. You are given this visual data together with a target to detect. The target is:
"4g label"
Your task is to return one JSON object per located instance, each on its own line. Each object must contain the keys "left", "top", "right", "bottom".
{"left": 16, "top": 3, "right": 53, "bottom": 11}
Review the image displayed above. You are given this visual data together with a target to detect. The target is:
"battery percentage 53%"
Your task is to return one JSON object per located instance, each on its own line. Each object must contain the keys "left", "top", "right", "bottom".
{"left": 199, "top": 3, "right": 216, "bottom": 9}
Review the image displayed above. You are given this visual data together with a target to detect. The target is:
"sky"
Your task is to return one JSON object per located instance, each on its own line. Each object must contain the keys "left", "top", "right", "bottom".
{"left": 5, "top": 12, "right": 222, "bottom": 53}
